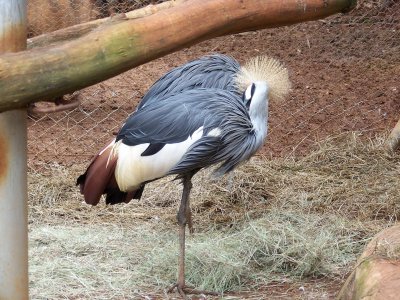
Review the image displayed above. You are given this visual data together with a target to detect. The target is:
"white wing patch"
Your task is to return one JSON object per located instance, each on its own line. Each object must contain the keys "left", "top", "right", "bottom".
{"left": 114, "top": 127, "right": 204, "bottom": 192}
{"left": 208, "top": 127, "right": 222, "bottom": 137}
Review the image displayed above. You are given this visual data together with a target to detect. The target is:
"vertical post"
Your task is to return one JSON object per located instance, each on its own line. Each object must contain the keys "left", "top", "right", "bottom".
{"left": 0, "top": 1, "right": 28, "bottom": 300}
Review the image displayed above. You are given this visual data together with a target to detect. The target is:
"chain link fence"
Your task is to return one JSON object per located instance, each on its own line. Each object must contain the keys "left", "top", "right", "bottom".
{"left": 27, "top": 0, "right": 163, "bottom": 36}
{"left": 26, "top": 0, "right": 399, "bottom": 169}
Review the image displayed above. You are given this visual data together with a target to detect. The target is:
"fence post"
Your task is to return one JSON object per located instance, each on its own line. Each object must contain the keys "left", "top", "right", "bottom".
{"left": 0, "top": 1, "right": 29, "bottom": 300}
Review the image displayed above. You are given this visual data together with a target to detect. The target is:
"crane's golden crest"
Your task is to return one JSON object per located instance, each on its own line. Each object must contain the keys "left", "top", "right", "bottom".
{"left": 235, "top": 56, "right": 291, "bottom": 102}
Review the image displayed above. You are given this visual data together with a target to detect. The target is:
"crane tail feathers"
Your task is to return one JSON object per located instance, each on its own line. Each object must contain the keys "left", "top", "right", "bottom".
{"left": 235, "top": 56, "right": 291, "bottom": 102}
{"left": 77, "top": 141, "right": 119, "bottom": 205}
{"left": 77, "top": 141, "right": 145, "bottom": 205}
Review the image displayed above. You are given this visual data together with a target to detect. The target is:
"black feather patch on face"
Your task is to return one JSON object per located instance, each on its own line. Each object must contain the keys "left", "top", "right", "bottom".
{"left": 250, "top": 83, "right": 256, "bottom": 97}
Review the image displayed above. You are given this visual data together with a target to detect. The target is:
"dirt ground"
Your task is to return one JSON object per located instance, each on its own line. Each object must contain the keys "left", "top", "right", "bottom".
{"left": 27, "top": 1, "right": 400, "bottom": 167}
{"left": 25, "top": 2, "right": 399, "bottom": 299}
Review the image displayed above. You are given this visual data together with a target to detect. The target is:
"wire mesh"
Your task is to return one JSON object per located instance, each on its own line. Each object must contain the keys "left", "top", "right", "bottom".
{"left": 26, "top": 0, "right": 400, "bottom": 169}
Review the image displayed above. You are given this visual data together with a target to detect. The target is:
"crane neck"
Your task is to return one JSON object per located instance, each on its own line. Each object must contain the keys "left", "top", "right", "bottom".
{"left": 248, "top": 81, "right": 269, "bottom": 142}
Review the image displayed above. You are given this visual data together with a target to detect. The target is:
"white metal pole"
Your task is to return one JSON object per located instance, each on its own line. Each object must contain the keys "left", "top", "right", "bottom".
{"left": 0, "top": 1, "right": 28, "bottom": 300}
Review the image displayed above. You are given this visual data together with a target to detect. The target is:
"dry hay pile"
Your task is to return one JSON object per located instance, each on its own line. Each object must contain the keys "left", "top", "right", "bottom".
{"left": 28, "top": 132, "right": 400, "bottom": 298}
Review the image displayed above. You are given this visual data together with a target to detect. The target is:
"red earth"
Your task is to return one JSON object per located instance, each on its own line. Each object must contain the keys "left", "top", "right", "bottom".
{"left": 27, "top": 2, "right": 399, "bottom": 167}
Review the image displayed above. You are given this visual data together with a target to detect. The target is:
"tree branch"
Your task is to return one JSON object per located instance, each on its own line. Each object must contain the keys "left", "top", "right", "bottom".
{"left": 0, "top": 0, "right": 356, "bottom": 112}
{"left": 27, "top": 0, "right": 186, "bottom": 49}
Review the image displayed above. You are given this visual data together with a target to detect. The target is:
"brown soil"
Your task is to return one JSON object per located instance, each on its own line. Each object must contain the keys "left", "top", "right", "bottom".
{"left": 27, "top": 2, "right": 400, "bottom": 166}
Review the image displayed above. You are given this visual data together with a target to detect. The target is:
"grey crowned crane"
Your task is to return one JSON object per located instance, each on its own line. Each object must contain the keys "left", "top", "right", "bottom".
{"left": 77, "top": 54, "right": 290, "bottom": 298}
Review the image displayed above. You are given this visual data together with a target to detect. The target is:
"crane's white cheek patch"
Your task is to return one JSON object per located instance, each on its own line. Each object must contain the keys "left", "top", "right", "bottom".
{"left": 245, "top": 84, "right": 252, "bottom": 101}
{"left": 115, "top": 127, "right": 204, "bottom": 192}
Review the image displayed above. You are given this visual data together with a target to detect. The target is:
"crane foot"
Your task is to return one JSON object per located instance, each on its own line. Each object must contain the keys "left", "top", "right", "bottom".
{"left": 167, "top": 283, "right": 219, "bottom": 299}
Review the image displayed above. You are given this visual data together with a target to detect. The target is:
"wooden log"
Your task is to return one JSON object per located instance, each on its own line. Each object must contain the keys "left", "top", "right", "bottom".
{"left": 0, "top": 0, "right": 356, "bottom": 112}
{"left": 27, "top": 0, "right": 186, "bottom": 49}
{"left": 338, "top": 225, "right": 400, "bottom": 300}
{"left": 386, "top": 117, "right": 400, "bottom": 152}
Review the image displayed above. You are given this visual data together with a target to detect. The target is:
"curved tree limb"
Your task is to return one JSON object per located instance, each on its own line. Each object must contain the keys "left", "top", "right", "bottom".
{"left": 28, "top": 93, "right": 80, "bottom": 117}
{"left": 0, "top": 0, "right": 356, "bottom": 113}
{"left": 27, "top": 0, "right": 186, "bottom": 49}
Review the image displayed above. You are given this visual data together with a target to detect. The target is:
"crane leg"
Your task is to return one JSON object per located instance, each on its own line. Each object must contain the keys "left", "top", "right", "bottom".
{"left": 167, "top": 174, "right": 219, "bottom": 299}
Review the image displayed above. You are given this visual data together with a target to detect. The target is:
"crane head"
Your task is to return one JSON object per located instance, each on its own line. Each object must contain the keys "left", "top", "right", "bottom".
{"left": 243, "top": 81, "right": 269, "bottom": 110}
{"left": 236, "top": 56, "right": 291, "bottom": 103}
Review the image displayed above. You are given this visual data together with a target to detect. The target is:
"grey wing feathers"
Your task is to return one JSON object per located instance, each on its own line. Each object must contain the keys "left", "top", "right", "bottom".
{"left": 138, "top": 54, "right": 241, "bottom": 110}
{"left": 117, "top": 88, "right": 261, "bottom": 176}
{"left": 169, "top": 106, "right": 260, "bottom": 176}
{"left": 117, "top": 91, "right": 211, "bottom": 146}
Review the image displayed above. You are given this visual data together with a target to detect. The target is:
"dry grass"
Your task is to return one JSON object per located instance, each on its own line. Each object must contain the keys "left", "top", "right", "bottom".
{"left": 30, "top": 211, "right": 366, "bottom": 299}
{"left": 28, "top": 132, "right": 400, "bottom": 299}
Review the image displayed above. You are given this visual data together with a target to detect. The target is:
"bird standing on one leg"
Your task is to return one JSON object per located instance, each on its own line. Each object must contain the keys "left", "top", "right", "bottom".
{"left": 77, "top": 54, "right": 291, "bottom": 298}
